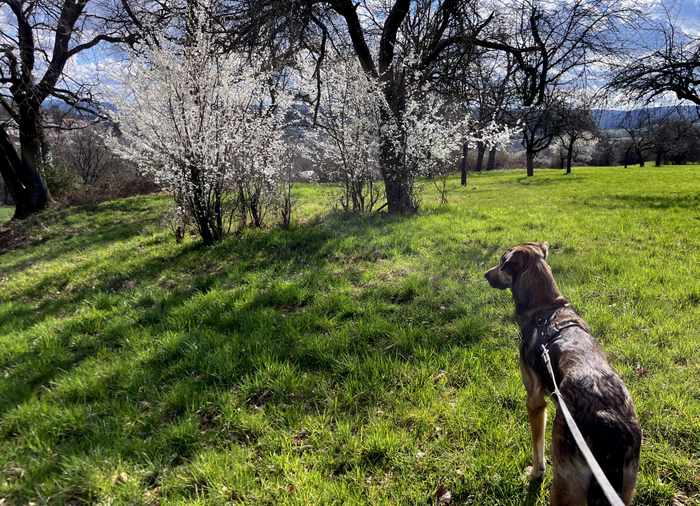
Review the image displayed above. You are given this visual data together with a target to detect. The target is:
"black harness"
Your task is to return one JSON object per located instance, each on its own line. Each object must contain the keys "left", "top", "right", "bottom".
{"left": 533, "top": 304, "right": 589, "bottom": 346}
{"left": 523, "top": 304, "right": 590, "bottom": 393}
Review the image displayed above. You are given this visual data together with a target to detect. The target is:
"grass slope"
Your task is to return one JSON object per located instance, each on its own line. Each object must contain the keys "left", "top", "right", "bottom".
{"left": 0, "top": 167, "right": 699, "bottom": 505}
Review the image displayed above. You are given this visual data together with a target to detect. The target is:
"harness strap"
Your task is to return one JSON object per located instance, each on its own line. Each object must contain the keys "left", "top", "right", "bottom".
{"left": 541, "top": 344, "right": 625, "bottom": 506}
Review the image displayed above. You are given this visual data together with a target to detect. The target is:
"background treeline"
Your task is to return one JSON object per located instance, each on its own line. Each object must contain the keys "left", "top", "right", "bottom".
{"left": 0, "top": 108, "right": 156, "bottom": 207}
{"left": 4, "top": 105, "right": 698, "bottom": 210}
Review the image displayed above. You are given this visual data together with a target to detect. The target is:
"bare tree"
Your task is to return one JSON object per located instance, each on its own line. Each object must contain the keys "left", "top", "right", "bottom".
{"left": 57, "top": 127, "right": 114, "bottom": 185}
{"left": 650, "top": 115, "right": 700, "bottom": 166}
{"left": 554, "top": 97, "right": 598, "bottom": 174}
{"left": 519, "top": 93, "right": 562, "bottom": 174}
{"left": 608, "top": 8, "right": 700, "bottom": 106}
{"left": 0, "top": 0, "right": 136, "bottom": 219}
{"left": 619, "top": 109, "right": 655, "bottom": 168}
{"left": 497, "top": 0, "right": 635, "bottom": 175}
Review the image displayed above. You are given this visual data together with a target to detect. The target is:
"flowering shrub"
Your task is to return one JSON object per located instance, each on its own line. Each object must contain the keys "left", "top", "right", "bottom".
{"left": 106, "top": 8, "right": 292, "bottom": 244}
{"left": 300, "top": 55, "right": 387, "bottom": 213}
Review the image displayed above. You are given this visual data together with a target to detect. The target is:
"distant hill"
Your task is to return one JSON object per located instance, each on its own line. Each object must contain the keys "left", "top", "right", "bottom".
{"left": 593, "top": 105, "right": 700, "bottom": 130}
{"left": 43, "top": 98, "right": 115, "bottom": 117}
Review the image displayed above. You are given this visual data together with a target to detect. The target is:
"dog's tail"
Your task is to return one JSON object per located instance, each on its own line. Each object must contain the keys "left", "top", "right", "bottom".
{"left": 586, "top": 458, "right": 623, "bottom": 506}
{"left": 586, "top": 416, "right": 642, "bottom": 506}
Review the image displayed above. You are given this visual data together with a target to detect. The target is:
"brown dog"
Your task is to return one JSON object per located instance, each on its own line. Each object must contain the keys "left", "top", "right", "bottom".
{"left": 485, "top": 242, "right": 641, "bottom": 505}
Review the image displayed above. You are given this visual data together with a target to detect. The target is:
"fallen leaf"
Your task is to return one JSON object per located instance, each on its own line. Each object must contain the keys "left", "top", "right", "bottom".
{"left": 292, "top": 429, "right": 309, "bottom": 445}
{"left": 436, "top": 484, "right": 452, "bottom": 504}
{"left": 112, "top": 471, "right": 129, "bottom": 485}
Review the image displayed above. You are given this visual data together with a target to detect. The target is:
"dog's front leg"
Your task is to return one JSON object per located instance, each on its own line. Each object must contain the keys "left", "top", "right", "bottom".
{"left": 526, "top": 394, "right": 547, "bottom": 479}
{"left": 521, "top": 362, "right": 547, "bottom": 479}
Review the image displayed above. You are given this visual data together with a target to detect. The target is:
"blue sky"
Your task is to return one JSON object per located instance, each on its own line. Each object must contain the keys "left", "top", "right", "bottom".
{"left": 670, "top": 0, "right": 700, "bottom": 32}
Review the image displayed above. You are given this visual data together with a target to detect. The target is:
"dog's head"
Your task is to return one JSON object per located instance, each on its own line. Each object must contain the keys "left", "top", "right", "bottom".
{"left": 484, "top": 242, "right": 550, "bottom": 290}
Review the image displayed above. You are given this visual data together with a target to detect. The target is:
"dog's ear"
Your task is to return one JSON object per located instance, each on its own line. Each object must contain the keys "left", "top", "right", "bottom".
{"left": 502, "top": 249, "right": 529, "bottom": 275}
{"left": 539, "top": 242, "right": 549, "bottom": 260}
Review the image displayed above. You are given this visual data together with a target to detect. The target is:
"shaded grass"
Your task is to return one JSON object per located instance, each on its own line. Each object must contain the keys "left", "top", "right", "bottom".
{"left": 0, "top": 207, "right": 11, "bottom": 224}
{"left": 0, "top": 166, "right": 699, "bottom": 505}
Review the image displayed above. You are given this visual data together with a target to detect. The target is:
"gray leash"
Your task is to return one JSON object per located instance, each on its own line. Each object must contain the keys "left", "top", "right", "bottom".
{"left": 541, "top": 344, "right": 625, "bottom": 506}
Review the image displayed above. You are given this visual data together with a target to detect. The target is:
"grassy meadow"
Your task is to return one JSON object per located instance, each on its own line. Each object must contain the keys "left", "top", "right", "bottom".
{"left": 0, "top": 167, "right": 699, "bottom": 505}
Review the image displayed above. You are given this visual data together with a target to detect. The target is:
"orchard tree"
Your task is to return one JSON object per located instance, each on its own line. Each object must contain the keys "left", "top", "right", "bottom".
{"left": 650, "top": 116, "right": 700, "bottom": 166}
{"left": 609, "top": 8, "right": 700, "bottom": 106}
{"left": 554, "top": 97, "right": 598, "bottom": 174}
{"left": 458, "top": 51, "right": 518, "bottom": 177}
{"left": 519, "top": 96, "right": 561, "bottom": 174}
{"left": 391, "top": 88, "right": 515, "bottom": 205}
{"left": 619, "top": 109, "right": 654, "bottom": 168}
{"left": 302, "top": 52, "right": 514, "bottom": 210}
{"left": 0, "top": 0, "right": 136, "bottom": 219}
{"left": 227, "top": 0, "right": 538, "bottom": 213}
{"left": 492, "top": 0, "right": 636, "bottom": 175}
{"left": 107, "top": 10, "right": 291, "bottom": 244}
{"left": 301, "top": 54, "right": 386, "bottom": 213}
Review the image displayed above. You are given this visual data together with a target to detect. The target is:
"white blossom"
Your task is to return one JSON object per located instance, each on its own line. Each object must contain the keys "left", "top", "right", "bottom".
{"left": 299, "top": 54, "right": 387, "bottom": 212}
{"left": 105, "top": 4, "right": 291, "bottom": 242}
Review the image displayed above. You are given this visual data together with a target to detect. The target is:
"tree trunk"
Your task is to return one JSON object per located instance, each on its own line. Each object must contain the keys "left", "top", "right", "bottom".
{"left": 526, "top": 149, "right": 535, "bottom": 177}
{"left": 383, "top": 174, "right": 415, "bottom": 214}
{"left": 475, "top": 142, "right": 485, "bottom": 172}
{"left": 2, "top": 181, "right": 11, "bottom": 205}
{"left": 0, "top": 124, "right": 49, "bottom": 220}
{"left": 487, "top": 148, "right": 496, "bottom": 170}
{"left": 188, "top": 163, "right": 217, "bottom": 245}
{"left": 566, "top": 140, "right": 574, "bottom": 175}
{"left": 379, "top": 131, "right": 416, "bottom": 214}
{"left": 19, "top": 103, "right": 48, "bottom": 171}
{"left": 655, "top": 151, "right": 663, "bottom": 167}
{"left": 460, "top": 142, "right": 468, "bottom": 186}
{"left": 379, "top": 85, "right": 416, "bottom": 215}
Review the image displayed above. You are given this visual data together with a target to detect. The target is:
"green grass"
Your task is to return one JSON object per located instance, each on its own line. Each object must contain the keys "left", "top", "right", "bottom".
{"left": 0, "top": 207, "right": 12, "bottom": 224}
{"left": 0, "top": 167, "right": 699, "bottom": 505}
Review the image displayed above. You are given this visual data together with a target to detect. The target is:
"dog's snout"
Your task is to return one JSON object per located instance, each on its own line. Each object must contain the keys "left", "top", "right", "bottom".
{"left": 484, "top": 265, "right": 510, "bottom": 290}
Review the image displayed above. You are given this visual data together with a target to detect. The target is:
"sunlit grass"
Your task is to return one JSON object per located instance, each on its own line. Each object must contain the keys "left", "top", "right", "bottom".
{"left": 0, "top": 166, "right": 698, "bottom": 504}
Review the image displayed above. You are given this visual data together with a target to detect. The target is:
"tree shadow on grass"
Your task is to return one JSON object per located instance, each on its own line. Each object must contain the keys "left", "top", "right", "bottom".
{"left": 0, "top": 205, "right": 514, "bottom": 503}
{"left": 512, "top": 174, "right": 587, "bottom": 187}
{"left": 579, "top": 193, "right": 700, "bottom": 211}
{"left": 0, "top": 197, "right": 167, "bottom": 274}
{"left": 524, "top": 475, "right": 545, "bottom": 506}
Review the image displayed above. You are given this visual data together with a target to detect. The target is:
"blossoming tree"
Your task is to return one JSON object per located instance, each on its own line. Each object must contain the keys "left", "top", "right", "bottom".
{"left": 391, "top": 91, "right": 516, "bottom": 206}
{"left": 301, "top": 55, "right": 387, "bottom": 213}
{"left": 107, "top": 11, "right": 291, "bottom": 244}
{"left": 303, "top": 54, "right": 516, "bottom": 211}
